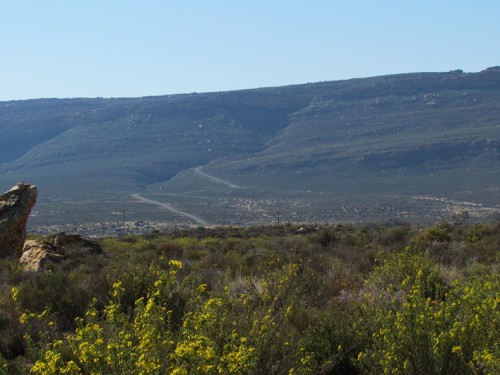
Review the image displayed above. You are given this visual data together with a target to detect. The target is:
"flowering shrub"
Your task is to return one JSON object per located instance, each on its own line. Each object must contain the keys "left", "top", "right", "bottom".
{"left": 356, "top": 249, "right": 499, "bottom": 374}
{"left": 27, "top": 261, "right": 262, "bottom": 374}
{"left": 29, "top": 262, "right": 182, "bottom": 375}
{"left": 3, "top": 223, "right": 498, "bottom": 374}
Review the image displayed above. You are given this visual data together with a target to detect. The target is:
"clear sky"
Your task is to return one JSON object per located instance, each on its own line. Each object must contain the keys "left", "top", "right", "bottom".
{"left": 1, "top": 1, "right": 499, "bottom": 101}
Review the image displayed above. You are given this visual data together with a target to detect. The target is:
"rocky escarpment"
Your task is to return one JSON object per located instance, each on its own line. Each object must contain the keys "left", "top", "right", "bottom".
{"left": 0, "top": 182, "right": 37, "bottom": 258}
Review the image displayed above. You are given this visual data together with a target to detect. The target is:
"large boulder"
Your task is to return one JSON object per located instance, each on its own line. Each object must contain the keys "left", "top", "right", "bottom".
{"left": 0, "top": 183, "right": 37, "bottom": 258}
{"left": 53, "top": 232, "right": 103, "bottom": 256}
{"left": 20, "top": 240, "right": 65, "bottom": 272}
{"left": 20, "top": 234, "right": 103, "bottom": 272}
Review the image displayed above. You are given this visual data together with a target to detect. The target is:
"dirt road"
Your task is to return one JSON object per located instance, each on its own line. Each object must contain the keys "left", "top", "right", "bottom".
{"left": 131, "top": 193, "right": 208, "bottom": 226}
{"left": 193, "top": 166, "right": 241, "bottom": 189}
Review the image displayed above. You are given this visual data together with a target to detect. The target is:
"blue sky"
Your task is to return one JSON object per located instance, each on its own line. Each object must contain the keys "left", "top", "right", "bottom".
{"left": 1, "top": 1, "right": 499, "bottom": 101}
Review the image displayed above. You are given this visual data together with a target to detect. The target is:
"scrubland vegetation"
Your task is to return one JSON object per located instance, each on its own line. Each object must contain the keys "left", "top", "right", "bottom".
{"left": 0, "top": 222, "right": 498, "bottom": 374}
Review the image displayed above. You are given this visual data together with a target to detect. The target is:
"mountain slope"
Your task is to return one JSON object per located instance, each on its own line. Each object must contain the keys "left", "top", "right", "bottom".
{"left": 1, "top": 68, "right": 499, "bottom": 230}
{"left": 0, "top": 91, "right": 311, "bottom": 197}
{"left": 206, "top": 79, "right": 499, "bottom": 194}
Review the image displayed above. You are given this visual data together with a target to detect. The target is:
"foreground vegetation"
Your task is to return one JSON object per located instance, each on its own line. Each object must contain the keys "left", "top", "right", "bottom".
{"left": 0, "top": 222, "right": 498, "bottom": 374}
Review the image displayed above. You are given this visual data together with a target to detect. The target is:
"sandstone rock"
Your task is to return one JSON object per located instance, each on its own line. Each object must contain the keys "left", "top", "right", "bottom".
{"left": 0, "top": 183, "right": 37, "bottom": 258}
{"left": 20, "top": 233, "right": 103, "bottom": 271}
{"left": 20, "top": 240, "right": 65, "bottom": 272}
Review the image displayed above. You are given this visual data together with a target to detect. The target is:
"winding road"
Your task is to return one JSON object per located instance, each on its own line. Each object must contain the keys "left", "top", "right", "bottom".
{"left": 131, "top": 167, "right": 242, "bottom": 226}
{"left": 131, "top": 193, "right": 208, "bottom": 226}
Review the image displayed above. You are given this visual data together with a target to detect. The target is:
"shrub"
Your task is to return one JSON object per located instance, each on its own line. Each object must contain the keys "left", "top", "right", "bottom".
{"left": 3, "top": 223, "right": 498, "bottom": 373}
{"left": 156, "top": 241, "right": 184, "bottom": 259}
{"left": 355, "top": 249, "right": 499, "bottom": 374}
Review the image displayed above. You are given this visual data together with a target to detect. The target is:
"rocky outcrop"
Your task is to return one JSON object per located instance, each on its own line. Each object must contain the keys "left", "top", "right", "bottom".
{"left": 20, "top": 240, "right": 65, "bottom": 272}
{"left": 53, "top": 232, "right": 103, "bottom": 256}
{"left": 0, "top": 183, "right": 37, "bottom": 258}
{"left": 20, "top": 234, "right": 103, "bottom": 272}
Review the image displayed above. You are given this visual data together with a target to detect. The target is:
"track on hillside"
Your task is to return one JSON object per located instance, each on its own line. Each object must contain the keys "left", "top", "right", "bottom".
{"left": 131, "top": 193, "right": 208, "bottom": 226}
{"left": 193, "top": 166, "right": 241, "bottom": 189}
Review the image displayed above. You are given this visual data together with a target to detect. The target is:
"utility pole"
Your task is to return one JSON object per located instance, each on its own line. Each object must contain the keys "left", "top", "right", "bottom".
{"left": 122, "top": 209, "right": 126, "bottom": 234}
{"left": 277, "top": 210, "right": 281, "bottom": 225}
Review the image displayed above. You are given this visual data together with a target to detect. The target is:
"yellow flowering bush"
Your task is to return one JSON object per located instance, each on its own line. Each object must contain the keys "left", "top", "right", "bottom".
{"left": 30, "top": 347, "right": 80, "bottom": 375}
{"left": 356, "top": 249, "right": 500, "bottom": 374}
{"left": 28, "top": 260, "right": 261, "bottom": 374}
{"left": 171, "top": 291, "right": 257, "bottom": 374}
{"left": 6, "top": 224, "right": 498, "bottom": 374}
{"left": 30, "top": 262, "right": 183, "bottom": 375}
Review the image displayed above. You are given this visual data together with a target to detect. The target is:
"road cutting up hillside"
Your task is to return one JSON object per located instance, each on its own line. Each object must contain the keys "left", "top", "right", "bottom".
{"left": 131, "top": 193, "right": 208, "bottom": 226}
{"left": 193, "top": 166, "right": 241, "bottom": 189}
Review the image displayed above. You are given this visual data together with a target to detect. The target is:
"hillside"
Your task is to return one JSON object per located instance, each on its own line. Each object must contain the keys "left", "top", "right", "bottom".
{"left": 1, "top": 68, "right": 499, "bottom": 233}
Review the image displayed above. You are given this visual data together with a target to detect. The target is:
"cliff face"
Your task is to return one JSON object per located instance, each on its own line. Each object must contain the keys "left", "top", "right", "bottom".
{"left": 0, "top": 183, "right": 37, "bottom": 257}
